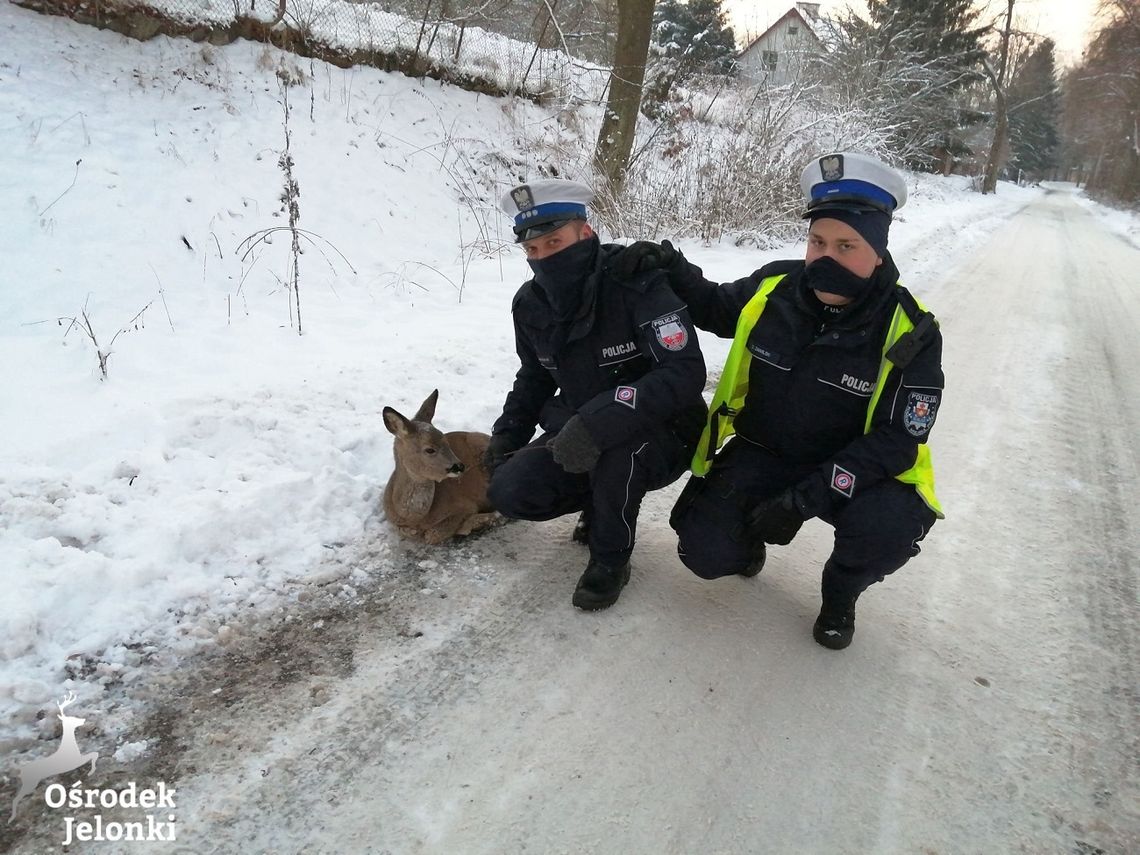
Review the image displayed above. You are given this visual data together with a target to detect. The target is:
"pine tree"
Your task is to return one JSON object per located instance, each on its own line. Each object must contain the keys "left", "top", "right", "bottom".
{"left": 653, "top": 0, "right": 737, "bottom": 75}
{"left": 865, "top": 0, "right": 987, "bottom": 72}
{"left": 643, "top": 0, "right": 737, "bottom": 115}
{"left": 1007, "top": 39, "right": 1060, "bottom": 180}
{"left": 860, "top": 0, "right": 989, "bottom": 169}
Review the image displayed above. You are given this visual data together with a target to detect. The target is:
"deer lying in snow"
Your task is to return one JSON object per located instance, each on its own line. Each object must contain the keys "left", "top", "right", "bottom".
{"left": 382, "top": 389, "right": 499, "bottom": 544}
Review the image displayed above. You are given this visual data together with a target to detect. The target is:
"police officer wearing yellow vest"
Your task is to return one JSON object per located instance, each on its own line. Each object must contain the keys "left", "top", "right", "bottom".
{"left": 485, "top": 178, "right": 707, "bottom": 611}
{"left": 613, "top": 152, "right": 943, "bottom": 649}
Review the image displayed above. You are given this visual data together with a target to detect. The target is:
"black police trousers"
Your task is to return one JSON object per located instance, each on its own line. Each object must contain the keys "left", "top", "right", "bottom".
{"left": 488, "top": 428, "right": 688, "bottom": 567}
{"left": 673, "top": 437, "right": 937, "bottom": 594}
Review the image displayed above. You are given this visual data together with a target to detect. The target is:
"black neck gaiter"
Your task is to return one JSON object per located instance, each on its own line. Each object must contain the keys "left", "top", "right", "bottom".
{"left": 803, "top": 255, "right": 874, "bottom": 301}
{"left": 527, "top": 237, "right": 599, "bottom": 320}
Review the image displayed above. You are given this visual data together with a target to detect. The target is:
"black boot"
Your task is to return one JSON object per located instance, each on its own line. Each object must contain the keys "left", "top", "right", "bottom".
{"left": 813, "top": 599, "right": 857, "bottom": 649}
{"left": 813, "top": 563, "right": 864, "bottom": 650}
{"left": 572, "top": 559, "right": 630, "bottom": 610}
{"left": 738, "top": 542, "right": 766, "bottom": 578}
{"left": 571, "top": 508, "right": 591, "bottom": 545}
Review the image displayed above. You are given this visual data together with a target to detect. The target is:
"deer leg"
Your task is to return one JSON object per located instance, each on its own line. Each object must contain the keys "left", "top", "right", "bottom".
{"left": 422, "top": 526, "right": 455, "bottom": 545}
{"left": 10, "top": 780, "right": 31, "bottom": 823}
{"left": 456, "top": 512, "right": 502, "bottom": 536}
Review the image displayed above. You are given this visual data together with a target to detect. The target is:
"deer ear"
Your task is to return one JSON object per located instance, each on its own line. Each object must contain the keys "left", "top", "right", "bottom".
{"left": 382, "top": 407, "right": 412, "bottom": 437}
{"left": 413, "top": 389, "right": 439, "bottom": 423}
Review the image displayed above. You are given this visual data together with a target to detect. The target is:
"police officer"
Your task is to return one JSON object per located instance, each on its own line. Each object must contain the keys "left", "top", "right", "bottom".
{"left": 614, "top": 152, "right": 944, "bottom": 649}
{"left": 485, "top": 178, "right": 707, "bottom": 610}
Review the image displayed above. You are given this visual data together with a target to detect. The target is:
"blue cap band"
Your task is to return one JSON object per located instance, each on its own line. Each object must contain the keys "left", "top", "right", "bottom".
{"left": 514, "top": 201, "right": 587, "bottom": 227}
{"left": 811, "top": 179, "right": 897, "bottom": 211}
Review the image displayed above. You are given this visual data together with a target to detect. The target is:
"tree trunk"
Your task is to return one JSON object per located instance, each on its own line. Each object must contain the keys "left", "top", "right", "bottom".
{"left": 982, "top": 98, "right": 1008, "bottom": 194}
{"left": 981, "top": 0, "right": 1016, "bottom": 194}
{"left": 593, "top": 0, "right": 654, "bottom": 196}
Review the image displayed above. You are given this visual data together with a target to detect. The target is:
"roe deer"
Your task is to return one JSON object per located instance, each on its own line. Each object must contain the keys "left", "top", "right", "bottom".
{"left": 382, "top": 389, "right": 499, "bottom": 544}
{"left": 9, "top": 692, "right": 98, "bottom": 823}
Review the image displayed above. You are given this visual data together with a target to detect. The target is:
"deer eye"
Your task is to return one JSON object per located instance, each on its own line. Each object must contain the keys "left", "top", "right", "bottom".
{"left": 424, "top": 447, "right": 437, "bottom": 455}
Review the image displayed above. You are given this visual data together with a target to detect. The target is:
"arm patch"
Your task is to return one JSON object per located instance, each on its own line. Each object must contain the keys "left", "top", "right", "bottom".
{"left": 651, "top": 313, "right": 689, "bottom": 351}
{"left": 902, "top": 390, "right": 939, "bottom": 437}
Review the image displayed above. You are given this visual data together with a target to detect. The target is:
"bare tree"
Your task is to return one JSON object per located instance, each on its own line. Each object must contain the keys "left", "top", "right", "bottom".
{"left": 593, "top": 0, "right": 655, "bottom": 196}
{"left": 1060, "top": 0, "right": 1140, "bottom": 201}
{"left": 981, "top": 0, "right": 1016, "bottom": 193}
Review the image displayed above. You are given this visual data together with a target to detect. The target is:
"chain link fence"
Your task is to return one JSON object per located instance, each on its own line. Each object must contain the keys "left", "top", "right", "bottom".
{"left": 16, "top": 0, "right": 613, "bottom": 104}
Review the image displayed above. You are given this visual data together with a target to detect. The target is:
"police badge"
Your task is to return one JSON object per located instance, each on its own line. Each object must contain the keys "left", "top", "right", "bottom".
{"left": 820, "top": 154, "right": 844, "bottom": 182}
{"left": 511, "top": 185, "right": 535, "bottom": 212}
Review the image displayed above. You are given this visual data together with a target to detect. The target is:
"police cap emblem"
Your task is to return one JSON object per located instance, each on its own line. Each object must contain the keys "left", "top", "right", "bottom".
{"left": 820, "top": 155, "right": 844, "bottom": 182}
{"left": 511, "top": 186, "right": 535, "bottom": 213}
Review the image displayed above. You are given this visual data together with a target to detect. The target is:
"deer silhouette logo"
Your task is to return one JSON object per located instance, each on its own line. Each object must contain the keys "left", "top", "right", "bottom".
{"left": 9, "top": 692, "right": 99, "bottom": 823}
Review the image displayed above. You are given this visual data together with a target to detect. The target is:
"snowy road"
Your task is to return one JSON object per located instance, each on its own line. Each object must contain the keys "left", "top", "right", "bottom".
{"left": 9, "top": 192, "right": 1138, "bottom": 854}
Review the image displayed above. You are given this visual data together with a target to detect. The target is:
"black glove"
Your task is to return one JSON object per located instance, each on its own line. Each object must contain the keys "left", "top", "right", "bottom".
{"left": 482, "top": 434, "right": 516, "bottom": 474}
{"left": 609, "top": 239, "right": 680, "bottom": 279}
{"left": 547, "top": 415, "right": 601, "bottom": 474}
{"left": 746, "top": 490, "right": 805, "bottom": 546}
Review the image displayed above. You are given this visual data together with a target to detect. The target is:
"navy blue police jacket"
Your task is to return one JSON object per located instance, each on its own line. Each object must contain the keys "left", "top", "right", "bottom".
{"left": 669, "top": 252, "right": 943, "bottom": 514}
{"left": 492, "top": 242, "right": 707, "bottom": 453}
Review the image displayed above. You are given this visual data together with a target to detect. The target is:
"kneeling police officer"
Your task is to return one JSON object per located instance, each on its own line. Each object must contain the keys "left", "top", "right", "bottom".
{"left": 485, "top": 178, "right": 707, "bottom": 610}
{"left": 615, "top": 152, "right": 945, "bottom": 649}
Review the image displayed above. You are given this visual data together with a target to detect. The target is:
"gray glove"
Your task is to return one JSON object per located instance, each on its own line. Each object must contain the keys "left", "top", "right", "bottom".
{"left": 547, "top": 415, "right": 601, "bottom": 474}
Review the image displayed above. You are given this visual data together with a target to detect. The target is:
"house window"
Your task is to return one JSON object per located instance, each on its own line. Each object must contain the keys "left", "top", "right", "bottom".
{"left": 788, "top": 25, "right": 799, "bottom": 36}
{"left": 762, "top": 50, "right": 778, "bottom": 70}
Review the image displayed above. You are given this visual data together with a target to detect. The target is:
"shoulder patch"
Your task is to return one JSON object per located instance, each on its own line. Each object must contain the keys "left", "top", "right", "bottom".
{"left": 651, "top": 313, "right": 689, "bottom": 351}
{"left": 903, "top": 391, "right": 938, "bottom": 436}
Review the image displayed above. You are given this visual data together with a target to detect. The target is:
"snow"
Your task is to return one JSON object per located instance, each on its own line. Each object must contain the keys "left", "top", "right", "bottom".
{"left": 2, "top": 3, "right": 1138, "bottom": 853}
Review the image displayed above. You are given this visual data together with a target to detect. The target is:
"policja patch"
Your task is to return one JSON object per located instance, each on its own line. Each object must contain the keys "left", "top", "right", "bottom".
{"left": 651, "top": 313, "right": 688, "bottom": 351}
{"left": 903, "top": 391, "right": 938, "bottom": 436}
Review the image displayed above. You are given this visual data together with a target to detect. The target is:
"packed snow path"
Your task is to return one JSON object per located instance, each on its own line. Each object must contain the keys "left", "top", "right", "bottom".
{"left": 9, "top": 191, "right": 1139, "bottom": 854}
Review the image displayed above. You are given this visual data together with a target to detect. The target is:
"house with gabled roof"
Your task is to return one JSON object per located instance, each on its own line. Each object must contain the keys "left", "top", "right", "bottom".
{"left": 736, "top": 3, "right": 829, "bottom": 86}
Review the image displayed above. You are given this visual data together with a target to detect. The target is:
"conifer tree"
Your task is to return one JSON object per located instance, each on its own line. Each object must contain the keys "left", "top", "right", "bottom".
{"left": 653, "top": 0, "right": 737, "bottom": 75}
{"left": 1007, "top": 39, "right": 1060, "bottom": 180}
{"left": 860, "top": 0, "right": 989, "bottom": 169}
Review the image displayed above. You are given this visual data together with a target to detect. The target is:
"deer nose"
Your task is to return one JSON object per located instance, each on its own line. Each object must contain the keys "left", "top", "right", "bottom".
{"left": 448, "top": 462, "right": 465, "bottom": 475}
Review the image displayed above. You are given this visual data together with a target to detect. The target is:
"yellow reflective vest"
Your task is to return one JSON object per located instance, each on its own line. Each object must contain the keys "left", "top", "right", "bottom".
{"left": 692, "top": 273, "right": 943, "bottom": 518}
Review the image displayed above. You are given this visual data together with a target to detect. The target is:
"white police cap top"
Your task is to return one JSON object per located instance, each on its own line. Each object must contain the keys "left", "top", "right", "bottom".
{"left": 500, "top": 178, "right": 593, "bottom": 239}
{"left": 800, "top": 152, "right": 907, "bottom": 217}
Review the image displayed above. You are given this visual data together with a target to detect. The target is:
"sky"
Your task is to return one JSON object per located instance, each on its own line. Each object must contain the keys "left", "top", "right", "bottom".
{"left": 2, "top": 1, "right": 1139, "bottom": 851}
{"left": 725, "top": 0, "right": 1102, "bottom": 65}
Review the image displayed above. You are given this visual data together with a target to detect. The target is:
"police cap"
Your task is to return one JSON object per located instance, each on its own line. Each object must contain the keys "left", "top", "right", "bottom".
{"left": 800, "top": 152, "right": 908, "bottom": 218}
{"left": 500, "top": 178, "right": 593, "bottom": 242}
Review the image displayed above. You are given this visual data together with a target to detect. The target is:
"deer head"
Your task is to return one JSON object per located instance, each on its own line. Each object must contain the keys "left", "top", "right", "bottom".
{"left": 383, "top": 390, "right": 466, "bottom": 483}
{"left": 57, "top": 692, "right": 84, "bottom": 725}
